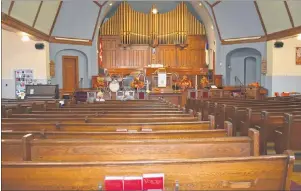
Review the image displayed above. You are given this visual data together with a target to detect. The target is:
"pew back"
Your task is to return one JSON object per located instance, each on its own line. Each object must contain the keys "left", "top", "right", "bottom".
{"left": 1, "top": 153, "right": 294, "bottom": 191}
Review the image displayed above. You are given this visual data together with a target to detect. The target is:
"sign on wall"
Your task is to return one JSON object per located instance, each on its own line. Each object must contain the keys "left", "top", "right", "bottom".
{"left": 261, "top": 59, "right": 267, "bottom": 74}
{"left": 296, "top": 47, "right": 301, "bottom": 65}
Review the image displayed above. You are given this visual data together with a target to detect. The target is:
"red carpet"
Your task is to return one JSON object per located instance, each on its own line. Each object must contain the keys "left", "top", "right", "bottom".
{"left": 291, "top": 181, "right": 301, "bottom": 190}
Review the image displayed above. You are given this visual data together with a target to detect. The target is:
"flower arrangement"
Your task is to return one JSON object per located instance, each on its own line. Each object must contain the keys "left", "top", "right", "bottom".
{"left": 200, "top": 76, "right": 209, "bottom": 87}
{"left": 248, "top": 82, "right": 260, "bottom": 88}
{"left": 178, "top": 75, "right": 192, "bottom": 90}
{"left": 130, "top": 78, "right": 145, "bottom": 89}
{"left": 94, "top": 76, "right": 105, "bottom": 89}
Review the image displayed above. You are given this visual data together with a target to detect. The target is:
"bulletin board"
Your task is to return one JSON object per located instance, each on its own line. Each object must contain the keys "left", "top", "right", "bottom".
{"left": 14, "top": 69, "right": 34, "bottom": 97}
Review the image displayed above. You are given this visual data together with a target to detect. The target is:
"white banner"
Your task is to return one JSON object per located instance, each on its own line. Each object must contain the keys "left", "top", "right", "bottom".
{"left": 158, "top": 73, "right": 167, "bottom": 87}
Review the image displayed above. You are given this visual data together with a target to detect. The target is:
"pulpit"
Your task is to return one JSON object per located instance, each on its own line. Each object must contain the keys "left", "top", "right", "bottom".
{"left": 150, "top": 68, "right": 173, "bottom": 91}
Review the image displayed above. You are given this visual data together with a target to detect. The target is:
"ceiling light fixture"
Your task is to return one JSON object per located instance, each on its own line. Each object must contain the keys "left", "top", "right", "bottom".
{"left": 109, "top": 3, "right": 112, "bottom": 6}
{"left": 297, "top": 34, "right": 301, "bottom": 41}
{"left": 211, "top": 25, "right": 214, "bottom": 30}
{"left": 21, "top": 35, "right": 30, "bottom": 42}
{"left": 152, "top": 8, "right": 158, "bottom": 14}
{"left": 224, "top": 36, "right": 262, "bottom": 42}
{"left": 54, "top": 37, "right": 90, "bottom": 42}
{"left": 199, "top": 2, "right": 202, "bottom": 6}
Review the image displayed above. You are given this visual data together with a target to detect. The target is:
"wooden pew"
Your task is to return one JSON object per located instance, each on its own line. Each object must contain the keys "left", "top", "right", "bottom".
{"left": 264, "top": 113, "right": 301, "bottom": 154}
{"left": 240, "top": 108, "right": 301, "bottom": 137}
{"left": 203, "top": 99, "right": 300, "bottom": 121}
{"left": 1, "top": 121, "right": 233, "bottom": 139}
{"left": 1, "top": 152, "right": 294, "bottom": 190}
{"left": 63, "top": 104, "right": 170, "bottom": 108}
{"left": 2, "top": 116, "right": 198, "bottom": 123}
{"left": 1, "top": 128, "right": 257, "bottom": 162}
{"left": 7, "top": 113, "right": 193, "bottom": 118}
{"left": 254, "top": 111, "right": 301, "bottom": 154}
{"left": 47, "top": 107, "right": 180, "bottom": 112}
{"left": 214, "top": 102, "right": 301, "bottom": 130}
{"left": 2, "top": 121, "right": 210, "bottom": 132}
{"left": 229, "top": 106, "right": 301, "bottom": 135}
{"left": 30, "top": 110, "right": 185, "bottom": 115}
{"left": 2, "top": 104, "right": 32, "bottom": 116}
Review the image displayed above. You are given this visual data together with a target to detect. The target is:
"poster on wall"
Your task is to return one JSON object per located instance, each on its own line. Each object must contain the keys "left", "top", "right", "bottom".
{"left": 261, "top": 59, "right": 267, "bottom": 74}
{"left": 14, "top": 69, "right": 34, "bottom": 98}
{"left": 296, "top": 47, "right": 301, "bottom": 65}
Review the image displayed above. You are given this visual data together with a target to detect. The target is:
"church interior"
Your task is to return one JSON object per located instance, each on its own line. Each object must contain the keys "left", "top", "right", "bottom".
{"left": 1, "top": 0, "right": 301, "bottom": 190}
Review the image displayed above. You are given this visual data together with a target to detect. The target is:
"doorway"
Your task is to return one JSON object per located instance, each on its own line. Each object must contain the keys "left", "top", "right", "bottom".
{"left": 225, "top": 48, "right": 261, "bottom": 86}
{"left": 244, "top": 57, "right": 257, "bottom": 85}
{"left": 62, "top": 56, "right": 79, "bottom": 92}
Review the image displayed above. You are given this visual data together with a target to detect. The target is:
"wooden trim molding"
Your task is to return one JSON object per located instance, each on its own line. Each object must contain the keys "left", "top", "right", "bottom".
{"left": 93, "top": 1, "right": 102, "bottom": 8}
{"left": 32, "top": 1, "right": 43, "bottom": 27}
{"left": 284, "top": 1, "right": 294, "bottom": 28}
{"left": 221, "top": 36, "right": 266, "bottom": 45}
{"left": 2, "top": 13, "right": 49, "bottom": 41}
{"left": 92, "top": 1, "right": 107, "bottom": 41}
{"left": 254, "top": 1, "right": 267, "bottom": 36}
{"left": 212, "top": 1, "right": 221, "bottom": 7}
{"left": 8, "top": 1, "right": 15, "bottom": 16}
{"left": 49, "top": 1, "right": 63, "bottom": 36}
{"left": 49, "top": 36, "right": 93, "bottom": 46}
{"left": 209, "top": 4, "right": 222, "bottom": 41}
{"left": 266, "top": 26, "right": 301, "bottom": 41}
{"left": 92, "top": 4, "right": 102, "bottom": 41}
{"left": 221, "top": 26, "right": 301, "bottom": 44}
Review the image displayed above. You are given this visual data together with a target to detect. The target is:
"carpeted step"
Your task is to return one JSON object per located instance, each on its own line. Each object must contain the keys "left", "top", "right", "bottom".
{"left": 294, "top": 159, "right": 301, "bottom": 172}
{"left": 267, "top": 142, "right": 276, "bottom": 155}
{"left": 295, "top": 150, "right": 301, "bottom": 160}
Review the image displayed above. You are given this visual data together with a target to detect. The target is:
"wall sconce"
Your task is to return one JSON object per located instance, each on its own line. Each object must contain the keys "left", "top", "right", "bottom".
{"left": 21, "top": 35, "right": 30, "bottom": 42}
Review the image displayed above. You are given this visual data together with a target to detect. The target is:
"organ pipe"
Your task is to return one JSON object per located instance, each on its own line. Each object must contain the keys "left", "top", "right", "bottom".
{"left": 100, "top": 1, "right": 205, "bottom": 44}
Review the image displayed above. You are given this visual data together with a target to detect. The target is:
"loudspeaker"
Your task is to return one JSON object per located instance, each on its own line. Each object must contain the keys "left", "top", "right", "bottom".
{"left": 274, "top": 41, "right": 284, "bottom": 48}
{"left": 35, "top": 43, "right": 44, "bottom": 50}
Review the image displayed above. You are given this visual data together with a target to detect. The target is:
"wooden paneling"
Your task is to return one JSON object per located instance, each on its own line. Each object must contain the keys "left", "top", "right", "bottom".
{"left": 102, "top": 35, "right": 205, "bottom": 70}
{"left": 102, "top": 37, "right": 118, "bottom": 68}
{"left": 157, "top": 45, "right": 176, "bottom": 67}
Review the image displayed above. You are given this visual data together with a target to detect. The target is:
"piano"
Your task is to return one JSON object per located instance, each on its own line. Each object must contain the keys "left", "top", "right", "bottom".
{"left": 25, "top": 85, "right": 59, "bottom": 100}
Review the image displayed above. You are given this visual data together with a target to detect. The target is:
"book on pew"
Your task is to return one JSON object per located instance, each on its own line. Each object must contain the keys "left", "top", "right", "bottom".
{"left": 141, "top": 128, "right": 152, "bottom": 132}
{"left": 124, "top": 176, "right": 143, "bottom": 191}
{"left": 104, "top": 176, "right": 124, "bottom": 191}
{"left": 116, "top": 129, "right": 128, "bottom": 132}
{"left": 143, "top": 173, "right": 164, "bottom": 191}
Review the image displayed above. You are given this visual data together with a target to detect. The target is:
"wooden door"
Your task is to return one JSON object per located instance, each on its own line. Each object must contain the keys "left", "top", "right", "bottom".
{"left": 62, "top": 56, "right": 79, "bottom": 92}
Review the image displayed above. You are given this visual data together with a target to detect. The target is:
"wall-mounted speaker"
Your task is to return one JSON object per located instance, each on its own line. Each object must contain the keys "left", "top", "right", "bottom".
{"left": 274, "top": 41, "right": 284, "bottom": 48}
{"left": 35, "top": 43, "right": 44, "bottom": 50}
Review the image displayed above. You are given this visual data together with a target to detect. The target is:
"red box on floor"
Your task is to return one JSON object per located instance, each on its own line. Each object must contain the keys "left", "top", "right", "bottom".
{"left": 124, "top": 176, "right": 143, "bottom": 191}
{"left": 143, "top": 173, "right": 164, "bottom": 191}
{"left": 104, "top": 176, "right": 124, "bottom": 191}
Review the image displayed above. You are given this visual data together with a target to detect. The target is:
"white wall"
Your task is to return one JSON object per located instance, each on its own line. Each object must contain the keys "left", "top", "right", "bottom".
{"left": 2, "top": 29, "right": 49, "bottom": 98}
{"left": 266, "top": 37, "right": 301, "bottom": 95}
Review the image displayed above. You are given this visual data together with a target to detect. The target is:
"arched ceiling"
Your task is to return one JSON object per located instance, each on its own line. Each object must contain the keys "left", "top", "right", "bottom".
{"left": 2, "top": 1, "right": 301, "bottom": 46}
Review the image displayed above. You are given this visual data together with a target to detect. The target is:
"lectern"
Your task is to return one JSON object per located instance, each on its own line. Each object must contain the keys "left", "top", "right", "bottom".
{"left": 151, "top": 68, "right": 173, "bottom": 91}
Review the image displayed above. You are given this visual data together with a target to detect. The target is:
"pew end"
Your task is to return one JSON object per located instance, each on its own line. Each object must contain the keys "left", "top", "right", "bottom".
{"left": 284, "top": 150, "right": 296, "bottom": 191}
{"left": 208, "top": 115, "right": 215, "bottom": 129}
{"left": 22, "top": 134, "right": 33, "bottom": 161}
{"left": 224, "top": 121, "right": 233, "bottom": 136}
{"left": 248, "top": 128, "right": 260, "bottom": 156}
{"left": 196, "top": 112, "right": 202, "bottom": 121}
